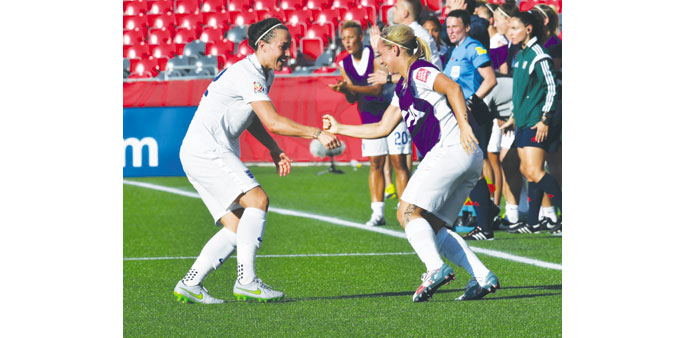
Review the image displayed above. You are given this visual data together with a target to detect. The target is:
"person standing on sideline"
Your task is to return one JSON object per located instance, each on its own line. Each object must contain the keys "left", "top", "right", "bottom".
{"left": 443, "top": 9, "right": 498, "bottom": 241}
{"left": 500, "top": 12, "right": 562, "bottom": 234}
{"left": 328, "top": 21, "right": 411, "bottom": 226}
{"left": 173, "top": 18, "right": 341, "bottom": 304}
{"left": 323, "top": 24, "right": 499, "bottom": 302}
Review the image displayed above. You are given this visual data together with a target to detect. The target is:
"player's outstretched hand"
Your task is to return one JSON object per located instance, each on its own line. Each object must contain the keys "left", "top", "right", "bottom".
{"left": 316, "top": 119, "right": 341, "bottom": 150}
{"left": 328, "top": 80, "right": 345, "bottom": 93}
{"left": 322, "top": 114, "right": 339, "bottom": 134}
{"left": 270, "top": 150, "right": 292, "bottom": 177}
{"left": 367, "top": 69, "right": 388, "bottom": 85}
{"left": 369, "top": 25, "right": 381, "bottom": 50}
{"left": 459, "top": 121, "right": 479, "bottom": 155}
{"left": 530, "top": 121, "right": 549, "bottom": 143}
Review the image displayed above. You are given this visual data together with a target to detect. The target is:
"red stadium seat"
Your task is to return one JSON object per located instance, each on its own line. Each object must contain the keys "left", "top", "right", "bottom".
{"left": 236, "top": 39, "right": 253, "bottom": 56}
{"left": 199, "top": 26, "right": 225, "bottom": 43}
{"left": 519, "top": 0, "right": 538, "bottom": 11}
{"left": 425, "top": 0, "right": 442, "bottom": 11}
{"left": 280, "top": 0, "right": 305, "bottom": 10}
{"left": 147, "top": 0, "right": 174, "bottom": 14}
{"left": 251, "top": 0, "right": 274, "bottom": 11}
{"left": 306, "top": 22, "right": 334, "bottom": 44}
{"left": 123, "top": 29, "right": 146, "bottom": 46}
{"left": 306, "top": 0, "right": 330, "bottom": 9}
{"left": 174, "top": 0, "right": 200, "bottom": 14}
{"left": 285, "top": 9, "right": 313, "bottom": 25}
{"left": 124, "top": 43, "right": 150, "bottom": 59}
{"left": 203, "top": 11, "right": 231, "bottom": 29}
{"left": 227, "top": 0, "right": 252, "bottom": 11}
{"left": 148, "top": 28, "right": 173, "bottom": 44}
{"left": 175, "top": 12, "right": 203, "bottom": 31}
{"left": 173, "top": 27, "right": 198, "bottom": 54}
{"left": 332, "top": 0, "right": 356, "bottom": 9}
{"left": 128, "top": 56, "right": 160, "bottom": 78}
{"left": 149, "top": 41, "right": 177, "bottom": 58}
{"left": 314, "top": 8, "right": 341, "bottom": 27}
{"left": 300, "top": 36, "right": 324, "bottom": 60}
{"left": 357, "top": 0, "right": 379, "bottom": 7}
{"left": 200, "top": 0, "right": 226, "bottom": 12}
{"left": 147, "top": 12, "right": 176, "bottom": 30}
{"left": 341, "top": 7, "right": 369, "bottom": 29}
{"left": 223, "top": 53, "right": 248, "bottom": 68}
{"left": 124, "top": 14, "right": 148, "bottom": 31}
{"left": 229, "top": 11, "right": 258, "bottom": 26}
{"left": 362, "top": 5, "right": 377, "bottom": 26}
{"left": 206, "top": 39, "right": 235, "bottom": 58}
{"left": 124, "top": 0, "right": 148, "bottom": 15}
{"left": 255, "top": 7, "right": 286, "bottom": 22}
{"left": 285, "top": 22, "right": 307, "bottom": 41}
{"left": 381, "top": 0, "right": 395, "bottom": 5}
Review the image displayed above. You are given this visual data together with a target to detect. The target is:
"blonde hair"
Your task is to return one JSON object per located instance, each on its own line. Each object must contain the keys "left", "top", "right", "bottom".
{"left": 380, "top": 24, "right": 431, "bottom": 76}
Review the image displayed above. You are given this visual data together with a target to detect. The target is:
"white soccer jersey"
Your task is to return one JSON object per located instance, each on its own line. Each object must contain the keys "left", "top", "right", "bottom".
{"left": 182, "top": 54, "right": 274, "bottom": 155}
{"left": 390, "top": 62, "right": 460, "bottom": 157}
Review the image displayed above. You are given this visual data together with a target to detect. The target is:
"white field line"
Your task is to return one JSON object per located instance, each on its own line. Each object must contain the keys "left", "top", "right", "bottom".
{"left": 124, "top": 180, "right": 562, "bottom": 270}
{"left": 125, "top": 252, "right": 417, "bottom": 261}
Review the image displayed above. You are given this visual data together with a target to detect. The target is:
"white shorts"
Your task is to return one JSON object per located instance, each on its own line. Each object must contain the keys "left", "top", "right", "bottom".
{"left": 179, "top": 146, "right": 259, "bottom": 226}
{"left": 361, "top": 121, "right": 412, "bottom": 157}
{"left": 487, "top": 119, "right": 516, "bottom": 153}
{"left": 400, "top": 142, "right": 483, "bottom": 225}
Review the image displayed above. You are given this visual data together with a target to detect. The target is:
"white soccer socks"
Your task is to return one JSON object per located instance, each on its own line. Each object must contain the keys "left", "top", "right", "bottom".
{"left": 236, "top": 207, "right": 266, "bottom": 285}
{"left": 405, "top": 218, "right": 444, "bottom": 272}
{"left": 541, "top": 206, "right": 558, "bottom": 222}
{"left": 371, "top": 201, "right": 385, "bottom": 218}
{"left": 435, "top": 228, "right": 490, "bottom": 282}
{"left": 505, "top": 204, "right": 519, "bottom": 223}
{"left": 183, "top": 227, "right": 238, "bottom": 286}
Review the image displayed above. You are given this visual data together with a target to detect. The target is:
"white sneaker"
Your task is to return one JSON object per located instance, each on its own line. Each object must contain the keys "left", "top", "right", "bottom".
{"left": 233, "top": 278, "right": 284, "bottom": 302}
{"left": 173, "top": 280, "right": 225, "bottom": 304}
{"left": 365, "top": 213, "right": 385, "bottom": 226}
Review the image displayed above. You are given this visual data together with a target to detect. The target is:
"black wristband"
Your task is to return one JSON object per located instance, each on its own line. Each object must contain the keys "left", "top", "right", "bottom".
{"left": 386, "top": 73, "right": 392, "bottom": 84}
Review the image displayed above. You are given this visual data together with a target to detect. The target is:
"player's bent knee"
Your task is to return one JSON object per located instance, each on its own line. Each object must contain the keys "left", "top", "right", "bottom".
{"left": 239, "top": 187, "right": 270, "bottom": 211}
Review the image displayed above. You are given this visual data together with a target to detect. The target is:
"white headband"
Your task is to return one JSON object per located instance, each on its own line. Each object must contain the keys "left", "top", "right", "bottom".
{"left": 485, "top": 3, "right": 494, "bottom": 14}
{"left": 534, "top": 6, "right": 548, "bottom": 19}
{"left": 380, "top": 36, "right": 411, "bottom": 51}
{"left": 255, "top": 23, "right": 284, "bottom": 47}
{"left": 496, "top": 7, "right": 510, "bottom": 18}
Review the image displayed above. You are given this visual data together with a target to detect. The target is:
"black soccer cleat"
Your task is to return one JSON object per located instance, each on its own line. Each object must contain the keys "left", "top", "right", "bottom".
{"left": 462, "top": 226, "right": 495, "bottom": 241}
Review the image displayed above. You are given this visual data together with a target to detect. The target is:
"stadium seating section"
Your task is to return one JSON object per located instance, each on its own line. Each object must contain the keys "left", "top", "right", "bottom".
{"left": 123, "top": 0, "right": 561, "bottom": 79}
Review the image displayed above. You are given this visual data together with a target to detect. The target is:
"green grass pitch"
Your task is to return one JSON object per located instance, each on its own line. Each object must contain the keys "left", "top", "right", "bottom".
{"left": 124, "top": 164, "right": 562, "bottom": 337}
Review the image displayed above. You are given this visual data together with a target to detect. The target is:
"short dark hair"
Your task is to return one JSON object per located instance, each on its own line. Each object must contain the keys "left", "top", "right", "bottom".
{"left": 465, "top": 0, "right": 477, "bottom": 14}
{"left": 248, "top": 17, "right": 288, "bottom": 50}
{"left": 447, "top": 9, "right": 471, "bottom": 27}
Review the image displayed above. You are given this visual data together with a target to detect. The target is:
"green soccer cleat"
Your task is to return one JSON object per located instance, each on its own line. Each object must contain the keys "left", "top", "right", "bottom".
{"left": 173, "top": 280, "right": 225, "bottom": 304}
{"left": 233, "top": 278, "right": 284, "bottom": 302}
{"left": 456, "top": 271, "right": 500, "bottom": 301}
{"left": 413, "top": 264, "right": 455, "bottom": 302}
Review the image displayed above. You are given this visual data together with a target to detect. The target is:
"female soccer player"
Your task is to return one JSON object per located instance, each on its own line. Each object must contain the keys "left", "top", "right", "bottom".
{"left": 173, "top": 18, "right": 341, "bottom": 304}
{"left": 328, "top": 21, "right": 411, "bottom": 227}
{"left": 501, "top": 11, "right": 562, "bottom": 234}
{"left": 444, "top": 9, "right": 499, "bottom": 241}
{"left": 323, "top": 24, "right": 499, "bottom": 302}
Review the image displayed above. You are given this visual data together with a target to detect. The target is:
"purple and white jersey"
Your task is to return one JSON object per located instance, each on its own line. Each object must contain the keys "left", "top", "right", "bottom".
{"left": 390, "top": 60, "right": 469, "bottom": 157}
{"left": 339, "top": 45, "right": 390, "bottom": 124}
